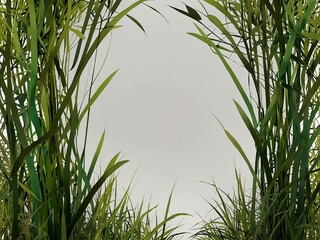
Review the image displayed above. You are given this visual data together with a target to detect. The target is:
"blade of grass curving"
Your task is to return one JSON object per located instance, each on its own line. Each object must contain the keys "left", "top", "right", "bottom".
{"left": 233, "top": 100, "right": 272, "bottom": 184}
{"left": 146, "top": 213, "right": 188, "bottom": 240}
{"left": 78, "top": 70, "right": 118, "bottom": 123}
{"left": 161, "top": 185, "right": 174, "bottom": 237}
{"left": 190, "top": 24, "right": 258, "bottom": 127}
{"left": 206, "top": 14, "right": 252, "bottom": 74}
{"left": 17, "top": 181, "right": 41, "bottom": 201}
{"left": 87, "top": 131, "right": 106, "bottom": 180}
{"left": 143, "top": 3, "right": 169, "bottom": 24}
{"left": 159, "top": 184, "right": 190, "bottom": 238}
{"left": 11, "top": 125, "right": 59, "bottom": 177}
{"left": 126, "top": 14, "right": 146, "bottom": 33}
{"left": 67, "top": 153, "right": 128, "bottom": 236}
{"left": 225, "top": 129, "right": 259, "bottom": 183}
{"left": 211, "top": 114, "right": 260, "bottom": 187}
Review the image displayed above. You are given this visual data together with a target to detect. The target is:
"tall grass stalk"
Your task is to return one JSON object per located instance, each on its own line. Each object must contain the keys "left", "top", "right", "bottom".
{"left": 175, "top": 0, "right": 320, "bottom": 239}
{"left": 0, "top": 0, "right": 185, "bottom": 239}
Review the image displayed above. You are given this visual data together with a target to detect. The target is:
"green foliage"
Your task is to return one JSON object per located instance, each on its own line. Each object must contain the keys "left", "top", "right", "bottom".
{"left": 175, "top": 0, "right": 320, "bottom": 239}
{"left": 0, "top": 0, "right": 185, "bottom": 239}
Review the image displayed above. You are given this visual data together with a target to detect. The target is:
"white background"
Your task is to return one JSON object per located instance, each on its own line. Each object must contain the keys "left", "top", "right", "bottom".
{"left": 82, "top": 0, "right": 254, "bottom": 235}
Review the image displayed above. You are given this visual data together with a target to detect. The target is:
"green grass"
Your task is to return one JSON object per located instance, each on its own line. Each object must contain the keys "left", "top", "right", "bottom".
{"left": 1, "top": 0, "right": 320, "bottom": 239}
{"left": 0, "top": 0, "right": 185, "bottom": 239}
{"left": 175, "top": 0, "right": 320, "bottom": 239}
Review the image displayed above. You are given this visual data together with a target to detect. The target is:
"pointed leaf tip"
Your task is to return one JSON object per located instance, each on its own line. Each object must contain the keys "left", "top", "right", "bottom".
{"left": 170, "top": 5, "right": 201, "bottom": 21}
{"left": 186, "top": 5, "right": 202, "bottom": 21}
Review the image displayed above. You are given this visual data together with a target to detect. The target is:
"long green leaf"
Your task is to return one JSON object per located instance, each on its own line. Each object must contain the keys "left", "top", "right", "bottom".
{"left": 67, "top": 153, "right": 128, "bottom": 236}
{"left": 189, "top": 24, "right": 258, "bottom": 127}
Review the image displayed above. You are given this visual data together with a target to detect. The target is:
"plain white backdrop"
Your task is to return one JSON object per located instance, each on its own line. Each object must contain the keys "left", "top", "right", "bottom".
{"left": 82, "top": 0, "right": 255, "bottom": 234}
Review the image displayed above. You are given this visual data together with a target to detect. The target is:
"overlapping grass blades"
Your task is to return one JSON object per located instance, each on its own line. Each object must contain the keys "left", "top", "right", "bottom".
{"left": 0, "top": 0, "right": 185, "bottom": 239}
{"left": 175, "top": 0, "right": 320, "bottom": 239}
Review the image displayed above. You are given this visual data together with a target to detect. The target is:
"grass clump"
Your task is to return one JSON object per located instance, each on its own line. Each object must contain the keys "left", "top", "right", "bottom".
{"left": 0, "top": 0, "right": 185, "bottom": 239}
{"left": 175, "top": 0, "right": 320, "bottom": 239}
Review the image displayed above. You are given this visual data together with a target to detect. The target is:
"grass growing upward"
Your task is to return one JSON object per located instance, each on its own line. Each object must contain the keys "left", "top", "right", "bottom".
{"left": 0, "top": 0, "right": 186, "bottom": 239}
{"left": 174, "top": 0, "right": 320, "bottom": 239}
{"left": 2, "top": 0, "right": 319, "bottom": 239}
